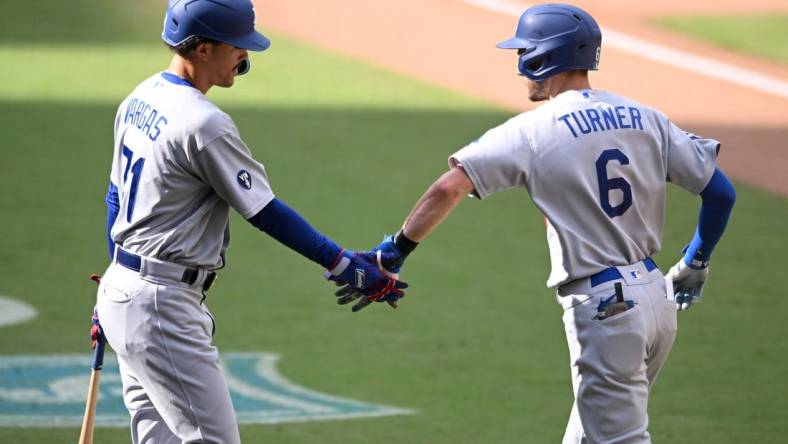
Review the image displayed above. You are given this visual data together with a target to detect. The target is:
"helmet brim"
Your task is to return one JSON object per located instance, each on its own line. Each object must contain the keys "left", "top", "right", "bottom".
{"left": 496, "top": 36, "right": 530, "bottom": 49}
{"left": 225, "top": 30, "right": 271, "bottom": 52}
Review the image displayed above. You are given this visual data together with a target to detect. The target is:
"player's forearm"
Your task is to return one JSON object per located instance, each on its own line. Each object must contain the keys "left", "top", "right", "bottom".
{"left": 248, "top": 198, "right": 342, "bottom": 269}
{"left": 682, "top": 168, "right": 736, "bottom": 267}
{"left": 401, "top": 167, "right": 475, "bottom": 242}
{"left": 105, "top": 182, "right": 120, "bottom": 261}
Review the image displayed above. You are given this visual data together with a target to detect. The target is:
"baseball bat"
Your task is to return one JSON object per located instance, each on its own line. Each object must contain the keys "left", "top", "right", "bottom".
{"left": 79, "top": 274, "right": 105, "bottom": 444}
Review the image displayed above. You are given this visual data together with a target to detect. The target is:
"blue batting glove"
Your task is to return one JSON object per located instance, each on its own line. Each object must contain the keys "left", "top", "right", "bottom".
{"left": 334, "top": 276, "right": 408, "bottom": 311}
{"left": 325, "top": 249, "right": 408, "bottom": 312}
{"left": 90, "top": 306, "right": 103, "bottom": 350}
{"left": 373, "top": 234, "right": 406, "bottom": 275}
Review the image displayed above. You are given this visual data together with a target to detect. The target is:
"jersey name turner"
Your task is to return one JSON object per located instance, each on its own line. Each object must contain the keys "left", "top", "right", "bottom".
{"left": 558, "top": 106, "right": 644, "bottom": 138}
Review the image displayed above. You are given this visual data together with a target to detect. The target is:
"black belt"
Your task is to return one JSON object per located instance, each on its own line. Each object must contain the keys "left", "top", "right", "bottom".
{"left": 116, "top": 248, "right": 217, "bottom": 292}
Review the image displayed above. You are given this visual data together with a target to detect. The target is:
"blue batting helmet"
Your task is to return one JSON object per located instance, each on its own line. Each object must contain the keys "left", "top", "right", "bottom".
{"left": 162, "top": 0, "right": 270, "bottom": 51}
{"left": 497, "top": 4, "right": 601, "bottom": 81}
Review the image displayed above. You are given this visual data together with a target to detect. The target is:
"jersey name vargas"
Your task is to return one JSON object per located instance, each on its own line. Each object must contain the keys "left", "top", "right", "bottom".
{"left": 557, "top": 106, "right": 644, "bottom": 138}
{"left": 124, "top": 97, "right": 169, "bottom": 142}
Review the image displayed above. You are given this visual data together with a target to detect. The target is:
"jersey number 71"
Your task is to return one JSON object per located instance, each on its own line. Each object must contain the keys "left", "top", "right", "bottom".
{"left": 122, "top": 145, "right": 145, "bottom": 222}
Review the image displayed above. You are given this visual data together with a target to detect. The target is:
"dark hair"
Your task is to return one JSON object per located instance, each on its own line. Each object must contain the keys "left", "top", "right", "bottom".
{"left": 167, "top": 35, "right": 220, "bottom": 57}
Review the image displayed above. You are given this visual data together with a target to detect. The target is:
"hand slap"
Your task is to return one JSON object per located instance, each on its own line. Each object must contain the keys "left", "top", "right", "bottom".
{"left": 334, "top": 279, "right": 409, "bottom": 312}
{"left": 325, "top": 250, "right": 409, "bottom": 312}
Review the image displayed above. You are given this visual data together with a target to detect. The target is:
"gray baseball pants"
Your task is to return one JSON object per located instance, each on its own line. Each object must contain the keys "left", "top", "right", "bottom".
{"left": 557, "top": 261, "right": 677, "bottom": 444}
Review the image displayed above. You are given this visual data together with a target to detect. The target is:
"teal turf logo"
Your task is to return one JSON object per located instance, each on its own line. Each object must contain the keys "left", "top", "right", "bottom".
{"left": 0, "top": 353, "right": 413, "bottom": 427}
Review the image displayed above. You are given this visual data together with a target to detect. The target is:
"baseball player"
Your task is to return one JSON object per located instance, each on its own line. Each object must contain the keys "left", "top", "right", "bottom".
{"left": 338, "top": 4, "right": 736, "bottom": 443}
{"left": 95, "top": 0, "right": 405, "bottom": 442}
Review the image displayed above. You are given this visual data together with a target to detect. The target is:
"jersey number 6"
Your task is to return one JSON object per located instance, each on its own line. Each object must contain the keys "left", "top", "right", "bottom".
{"left": 122, "top": 145, "right": 146, "bottom": 222}
{"left": 595, "top": 148, "right": 632, "bottom": 218}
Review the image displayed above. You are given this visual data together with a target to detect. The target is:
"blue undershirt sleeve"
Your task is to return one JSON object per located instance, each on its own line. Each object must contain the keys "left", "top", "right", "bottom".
{"left": 106, "top": 182, "right": 120, "bottom": 261}
{"left": 247, "top": 198, "right": 342, "bottom": 269}
{"left": 682, "top": 168, "right": 736, "bottom": 267}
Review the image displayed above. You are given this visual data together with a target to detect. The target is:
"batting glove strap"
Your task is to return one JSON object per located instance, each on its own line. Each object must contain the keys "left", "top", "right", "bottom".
{"left": 326, "top": 250, "right": 390, "bottom": 289}
{"left": 373, "top": 234, "right": 409, "bottom": 274}
{"left": 681, "top": 244, "right": 710, "bottom": 270}
{"left": 688, "top": 258, "right": 710, "bottom": 270}
{"left": 327, "top": 249, "right": 351, "bottom": 277}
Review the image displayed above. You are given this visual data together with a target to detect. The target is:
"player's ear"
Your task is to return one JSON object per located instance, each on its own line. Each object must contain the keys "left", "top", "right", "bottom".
{"left": 193, "top": 41, "right": 214, "bottom": 61}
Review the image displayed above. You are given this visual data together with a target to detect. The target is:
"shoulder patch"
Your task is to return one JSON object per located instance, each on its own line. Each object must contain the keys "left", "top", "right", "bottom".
{"left": 237, "top": 170, "right": 252, "bottom": 190}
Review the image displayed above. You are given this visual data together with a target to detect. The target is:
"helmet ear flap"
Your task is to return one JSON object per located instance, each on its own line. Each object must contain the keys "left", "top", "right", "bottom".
{"left": 527, "top": 54, "right": 549, "bottom": 72}
{"left": 518, "top": 52, "right": 551, "bottom": 78}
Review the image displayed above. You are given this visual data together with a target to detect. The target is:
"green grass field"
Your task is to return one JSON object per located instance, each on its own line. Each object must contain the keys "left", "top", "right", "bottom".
{"left": 1, "top": 2, "right": 788, "bottom": 443}
{"left": 655, "top": 13, "right": 788, "bottom": 64}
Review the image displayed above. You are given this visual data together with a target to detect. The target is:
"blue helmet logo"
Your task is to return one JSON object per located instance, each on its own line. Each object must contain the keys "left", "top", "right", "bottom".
{"left": 497, "top": 4, "right": 602, "bottom": 81}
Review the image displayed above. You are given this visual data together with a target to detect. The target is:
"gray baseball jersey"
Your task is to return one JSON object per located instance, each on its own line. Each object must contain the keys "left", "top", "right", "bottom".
{"left": 109, "top": 72, "right": 275, "bottom": 269}
{"left": 450, "top": 89, "right": 719, "bottom": 287}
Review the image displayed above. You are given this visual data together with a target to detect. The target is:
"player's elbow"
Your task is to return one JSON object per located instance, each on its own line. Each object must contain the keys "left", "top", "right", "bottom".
{"left": 431, "top": 177, "right": 470, "bottom": 203}
{"left": 720, "top": 183, "right": 736, "bottom": 208}
{"left": 431, "top": 181, "right": 459, "bottom": 200}
{"left": 701, "top": 168, "right": 736, "bottom": 209}
{"left": 432, "top": 167, "right": 475, "bottom": 200}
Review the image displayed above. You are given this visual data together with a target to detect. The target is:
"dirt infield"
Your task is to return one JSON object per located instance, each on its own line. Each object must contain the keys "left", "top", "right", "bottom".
{"left": 256, "top": 0, "right": 788, "bottom": 196}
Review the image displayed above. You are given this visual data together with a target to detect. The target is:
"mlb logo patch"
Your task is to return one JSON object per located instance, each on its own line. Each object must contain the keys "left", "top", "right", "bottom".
{"left": 620, "top": 262, "right": 649, "bottom": 285}
{"left": 237, "top": 170, "right": 252, "bottom": 190}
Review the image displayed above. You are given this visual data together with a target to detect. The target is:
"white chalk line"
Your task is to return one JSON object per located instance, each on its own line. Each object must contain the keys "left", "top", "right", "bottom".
{"left": 460, "top": 0, "right": 788, "bottom": 99}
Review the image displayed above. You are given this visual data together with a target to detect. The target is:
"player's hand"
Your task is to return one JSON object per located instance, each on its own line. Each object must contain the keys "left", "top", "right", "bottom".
{"left": 665, "top": 258, "right": 709, "bottom": 311}
{"left": 88, "top": 275, "right": 105, "bottom": 350}
{"left": 373, "top": 234, "right": 407, "bottom": 275}
{"left": 90, "top": 306, "right": 104, "bottom": 350}
{"left": 333, "top": 279, "right": 408, "bottom": 312}
{"left": 325, "top": 250, "right": 408, "bottom": 312}
{"left": 337, "top": 235, "right": 408, "bottom": 311}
